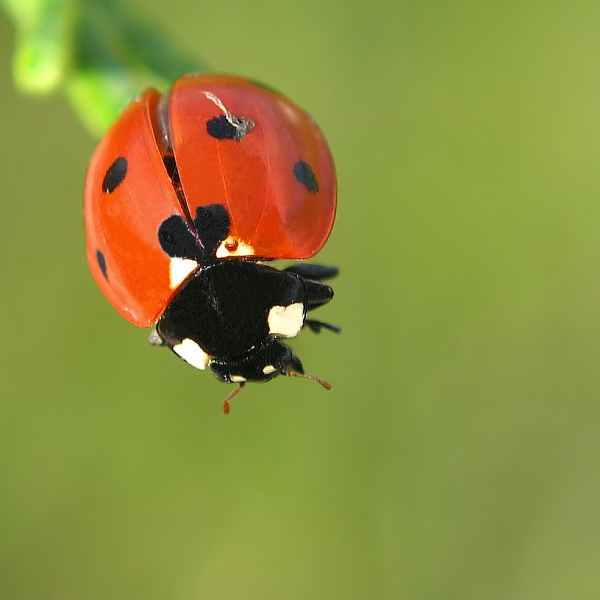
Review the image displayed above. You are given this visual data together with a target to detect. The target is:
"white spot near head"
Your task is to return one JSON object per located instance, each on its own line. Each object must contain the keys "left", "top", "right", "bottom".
{"left": 169, "top": 258, "right": 199, "bottom": 289}
{"left": 262, "top": 365, "right": 277, "bottom": 375}
{"left": 230, "top": 375, "right": 247, "bottom": 383}
{"left": 172, "top": 338, "right": 210, "bottom": 370}
{"left": 268, "top": 302, "right": 305, "bottom": 338}
{"left": 216, "top": 237, "right": 255, "bottom": 258}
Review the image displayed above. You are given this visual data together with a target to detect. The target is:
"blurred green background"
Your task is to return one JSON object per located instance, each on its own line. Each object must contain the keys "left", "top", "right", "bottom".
{"left": 2, "top": 0, "right": 600, "bottom": 598}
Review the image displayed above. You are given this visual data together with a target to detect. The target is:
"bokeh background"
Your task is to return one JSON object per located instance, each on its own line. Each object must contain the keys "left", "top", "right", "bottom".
{"left": 2, "top": 0, "right": 600, "bottom": 598}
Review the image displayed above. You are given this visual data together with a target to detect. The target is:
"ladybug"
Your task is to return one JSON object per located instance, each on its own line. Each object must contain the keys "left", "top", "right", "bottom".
{"left": 84, "top": 74, "right": 338, "bottom": 413}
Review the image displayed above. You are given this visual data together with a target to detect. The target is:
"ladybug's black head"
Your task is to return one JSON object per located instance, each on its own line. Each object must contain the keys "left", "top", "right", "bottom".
{"left": 210, "top": 343, "right": 331, "bottom": 415}
{"left": 209, "top": 340, "right": 294, "bottom": 384}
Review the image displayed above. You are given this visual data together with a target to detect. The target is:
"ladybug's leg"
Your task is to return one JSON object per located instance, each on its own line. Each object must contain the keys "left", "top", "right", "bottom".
{"left": 301, "top": 278, "right": 341, "bottom": 334}
{"left": 304, "top": 279, "right": 334, "bottom": 310}
{"left": 304, "top": 319, "right": 342, "bottom": 334}
{"left": 284, "top": 263, "right": 338, "bottom": 281}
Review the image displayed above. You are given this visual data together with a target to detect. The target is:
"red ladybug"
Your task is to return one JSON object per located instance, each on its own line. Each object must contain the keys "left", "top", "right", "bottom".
{"left": 84, "top": 74, "right": 338, "bottom": 413}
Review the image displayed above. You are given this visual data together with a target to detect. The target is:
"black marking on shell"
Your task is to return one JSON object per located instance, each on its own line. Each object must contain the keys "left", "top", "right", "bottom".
{"left": 158, "top": 216, "right": 204, "bottom": 263}
{"left": 207, "top": 116, "right": 240, "bottom": 140}
{"left": 193, "top": 205, "right": 231, "bottom": 258}
{"left": 293, "top": 161, "right": 319, "bottom": 194}
{"left": 96, "top": 250, "right": 108, "bottom": 280}
{"left": 206, "top": 115, "right": 254, "bottom": 142}
{"left": 102, "top": 157, "right": 128, "bottom": 193}
{"left": 157, "top": 204, "right": 231, "bottom": 263}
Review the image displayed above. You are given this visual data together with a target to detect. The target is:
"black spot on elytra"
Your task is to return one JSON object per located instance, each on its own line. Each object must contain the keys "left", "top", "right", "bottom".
{"left": 293, "top": 161, "right": 319, "bottom": 194}
{"left": 193, "top": 205, "right": 231, "bottom": 257}
{"left": 96, "top": 250, "right": 108, "bottom": 280}
{"left": 206, "top": 115, "right": 254, "bottom": 142}
{"left": 158, "top": 216, "right": 204, "bottom": 263}
{"left": 102, "top": 157, "right": 128, "bottom": 193}
{"left": 207, "top": 116, "right": 240, "bottom": 140}
{"left": 158, "top": 204, "right": 231, "bottom": 263}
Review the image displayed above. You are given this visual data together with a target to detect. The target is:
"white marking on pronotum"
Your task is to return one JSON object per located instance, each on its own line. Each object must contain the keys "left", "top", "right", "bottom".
{"left": 172, "top": 338, "right": 210, "bottom": 370}
{"left": 169, "top": 258, "right": 198, "bottom": 289}
{"left": 203, "top": 91, "right": 255, "bottom": 140}
{"left": 262, "top": 365, "right": 277, "bottom": 375}
{"left": 230, "top": 375, "right": 247, "bottom": 383}
{"left": 267, "top": 302, "right": 305, "bottom": 338}
{"left": 215, "top": 237, "right": 255, "bottom": 258}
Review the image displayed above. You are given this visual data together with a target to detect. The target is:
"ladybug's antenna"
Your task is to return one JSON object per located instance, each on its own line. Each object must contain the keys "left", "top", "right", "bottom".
{"left": 223, "top": 382, "right": 245, "bottom": 415}
{"left": 283, "top": 367, "right": 332, "bottom": 391}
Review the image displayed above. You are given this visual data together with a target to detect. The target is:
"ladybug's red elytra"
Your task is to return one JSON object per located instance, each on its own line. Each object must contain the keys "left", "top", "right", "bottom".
{"left": 84, "top": 73, "right": 338, "bottom": 413}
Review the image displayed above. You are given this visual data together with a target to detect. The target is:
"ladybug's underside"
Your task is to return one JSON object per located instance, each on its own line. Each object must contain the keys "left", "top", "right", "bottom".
{"left": 155, "top": 258, "right": 338, "bottom": 384}
{"left": 152, "top": 202, "right": 339, "bottom": 409}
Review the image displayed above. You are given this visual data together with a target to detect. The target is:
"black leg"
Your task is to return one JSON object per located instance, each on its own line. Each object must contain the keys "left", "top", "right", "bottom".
{"left": 303, "top": 279, "right": 334, "bottom": 311}
{"left": 304, "top": 319, "right": 342, "bottom": 334}
{"left": 302, "top": 278, "right": 340, "bottom": 333}
{"left": 284, "top": 263, "right": 339, "bottom": 281}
